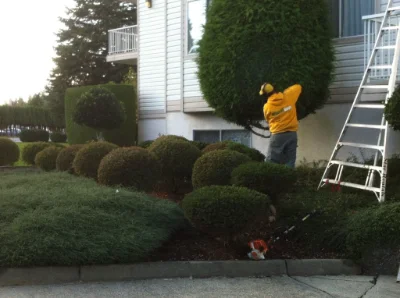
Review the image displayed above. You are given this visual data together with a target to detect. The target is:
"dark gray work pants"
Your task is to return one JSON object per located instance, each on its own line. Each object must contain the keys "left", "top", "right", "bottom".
{"left": 266, "top": 131, "right": 298, "bottom": 168}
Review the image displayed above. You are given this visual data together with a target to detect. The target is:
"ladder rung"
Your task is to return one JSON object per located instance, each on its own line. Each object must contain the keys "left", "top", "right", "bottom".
{"left": 322, "top": 180, "right": 381, "bottom": 193}
{"left": 369, "top": 65, "right": 392, "bottom": 70}
{"left": 388, "top": 6, "right": 400, "bottom": 11}
{"left": 338, "top": 142, "right": 384, "bottom": 150}
{"left": 329, "top": 160, "right": 382, "bottom": 171}
{"left": 354, "top": 104, "right": 385, "bottom": 109}
{"left": 382, "top": 26, "right": 400, "bottom": 30}
{"left": 361, "top": 85, "right": 389, "bottom": 89}
{"left": 346, "top": 123, "right": 386, "bottom": 129}
{"left": 376, "top": 45, "right": 396, "bottom": 50}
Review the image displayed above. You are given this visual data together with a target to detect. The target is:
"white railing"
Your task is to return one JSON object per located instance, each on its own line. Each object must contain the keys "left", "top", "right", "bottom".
{"left": 363, "top": 13, "right": 400, "bottom": 80}
{"left": 108, "top": 25, "right": 138, "bottom": 55}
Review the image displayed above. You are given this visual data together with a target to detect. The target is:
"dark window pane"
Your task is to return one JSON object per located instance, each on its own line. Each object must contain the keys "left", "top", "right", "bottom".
{"left": 193, "top": 130, "right": 220, "bottom": 143}
{"left": 341, "top": 0, "right": 374, "bottom": 37}
{"left": 327, "top": 0, "right": 340, "bottom": 38}
{"left": 221, "top": 130, "right": 251, "bottom": 147}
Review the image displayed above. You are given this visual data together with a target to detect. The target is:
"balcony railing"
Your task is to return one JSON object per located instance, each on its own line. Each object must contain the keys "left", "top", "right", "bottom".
{"left": 363, "top": 13, "right": 400, "bottom": 80}
{"left": 108, "top": 25, "right": 138, "bottom": 55}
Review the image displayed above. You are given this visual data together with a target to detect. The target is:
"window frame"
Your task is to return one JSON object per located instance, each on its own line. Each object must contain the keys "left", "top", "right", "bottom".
{"left": 192, "top": 129, "right": 253, "bottom": 147}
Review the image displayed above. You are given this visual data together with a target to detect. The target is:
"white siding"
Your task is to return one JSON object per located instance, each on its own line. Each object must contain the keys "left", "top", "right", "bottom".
{"left": 381, "top": 0, "right": 400, "bottom": 11}
{"left": 138, "top": 0, "right": 167, "bottom": 118}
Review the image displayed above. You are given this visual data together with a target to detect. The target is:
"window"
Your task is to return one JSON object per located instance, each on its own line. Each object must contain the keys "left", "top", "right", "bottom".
{"left": 187, "top": 0, "right": 212, "bottom": 55}
{"left": 327, "top": 0, "right": 375, "bottom": 38}
{"left": 193, "top": 130, "right": 251, "bottom": 147}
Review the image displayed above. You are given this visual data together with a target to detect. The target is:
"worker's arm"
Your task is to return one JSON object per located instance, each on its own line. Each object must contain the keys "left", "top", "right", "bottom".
{"left": 263, "top": 103, "right": 269, "bottom": 122}
{"left": 284, "top": 84, "right": 302, "bottom": 104}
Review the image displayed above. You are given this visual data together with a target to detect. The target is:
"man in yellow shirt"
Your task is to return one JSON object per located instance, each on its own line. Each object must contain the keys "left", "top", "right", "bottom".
{"left": 259, "top": 83, "right": 302, "bottom": 168}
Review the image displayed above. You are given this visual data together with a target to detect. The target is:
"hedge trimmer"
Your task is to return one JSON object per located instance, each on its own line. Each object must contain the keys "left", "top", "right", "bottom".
{"left": 248, "top": 209, "right": 320, "bottom": 260}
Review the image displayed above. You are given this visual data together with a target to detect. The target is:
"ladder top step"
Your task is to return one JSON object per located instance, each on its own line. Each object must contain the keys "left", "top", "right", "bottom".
{"left": 338, "top": 142, "right": 384, "bottom": 150}
{"left": 388, "top": 6, "right": 400, "bottom": 12}
{"left": 382, "top": 26, "right": 400, "bottom": 30}
{"left": 346, "top": 123, "right": 387, "bottom": 130}
{"left": 369, "top": 65, "right": 392, "bottom": 69}
{"left": 354, "top": 104, "right": 385, "bottom": 109}
{"left": 322, "top": 179, "right": 381, "bottom": 193}
{"left": 329, "top": 160, "right": 383, "bottom": 171}
{"left": 361, "top": 85, "right": 389, "bottom": 89}
{"left": 376, "top": 45, "right": 396, "bottom": 50}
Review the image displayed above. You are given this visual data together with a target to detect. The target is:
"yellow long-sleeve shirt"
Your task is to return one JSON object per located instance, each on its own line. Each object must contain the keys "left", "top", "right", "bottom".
{"left": 263, "top": 84, "right": 302, "bottom": 134}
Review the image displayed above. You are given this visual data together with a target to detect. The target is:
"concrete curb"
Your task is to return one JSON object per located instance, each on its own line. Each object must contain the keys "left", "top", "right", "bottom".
{"left": 0, "top": 259, "right": 360, "bottom": 287}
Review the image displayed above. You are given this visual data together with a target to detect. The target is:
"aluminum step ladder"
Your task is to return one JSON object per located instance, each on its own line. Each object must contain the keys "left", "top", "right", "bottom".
{"left": 318, "top": 0, "right": 400, "bottom": 203}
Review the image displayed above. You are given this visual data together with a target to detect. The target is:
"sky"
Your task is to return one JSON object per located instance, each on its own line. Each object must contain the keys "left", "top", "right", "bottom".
{"left": 0, "top": 0, "right": 75, "bottom": 104}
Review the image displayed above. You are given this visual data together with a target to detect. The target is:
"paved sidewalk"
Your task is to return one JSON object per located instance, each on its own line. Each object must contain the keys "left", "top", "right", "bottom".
{"left": 1, "top": 275, "right": 398, "bottom": 298}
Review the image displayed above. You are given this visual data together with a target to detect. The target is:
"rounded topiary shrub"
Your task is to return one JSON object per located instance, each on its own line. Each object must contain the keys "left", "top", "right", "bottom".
{"left": 50, "top": 131, "right": 67, "bottom": 143}
{"left": 232, "top": 162, "right": 297, "bottom": 198}
{"left": 202, "top": 141, "right": 265, "bottom": 162}
{"left": 19, "top": 129, "right": 49, "bottom": 142}
{"left": 138, "top": 140, "right": 154, "bottom": 149}
{"left": 385, "top": 85, "right": 400, "bottom": 131}
{"left": 56, "top": 145, "right": 84, "bottom": 173}
{"left": 0, "top": 137, "right": 19, "bottom": 166}
{"left": 198, "top": 0, "right": 334, "bottom": 131}
{"left": 182, "top": 186, "right": 271, "bottom": 237}
{"left": 35, "top": 146, "right": 64, "bottom": 171}
{"left": 149, "top": 136, "right": 201, "bottom": 185}
{"left": 98, "top": 147, "right": 161, "bottom": 191}
{"left": 346, "top": 203, "right": 400, "bottom": 257}
{"left": 190, "top": 141, "right": 210, "bottom": 151}
{"left": 22, "top": 142, "right": 53, "bottom": 165}
{"left": 192, "top": 150, "right": 251, "bottom": 189}
{"left": 73, "top": 141, "right": 118, "bottom": 179}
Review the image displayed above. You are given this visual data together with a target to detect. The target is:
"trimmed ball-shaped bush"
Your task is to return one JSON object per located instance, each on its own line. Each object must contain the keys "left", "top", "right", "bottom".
{"left": 50, "top": 131, "right": 67, "bottom": 143}
{"left": 198, "top": 0, "right": 334, "bottom": 131}
{"left": 182, "top": 186, "right": 271, "bottom": 237}
{"left": 73, "top": 141, "right": 118, "bottom": 179}
{"left": 148, "top": 137, "right": 201, "bottom": 181}
{"left": 192, "top": 150, "right": 251, "bottom": 189}
{"left": 190, "top": 141, "right": 210, "bottom": 151}
{"left": 19, "top": 129, "right": 49, "bottom": 142}
{"left": 346, "top": 203, "right": 400, "bottom": 256}
{"left": 98, "top": 147, "right": 161, "bottom": 191}
{"left": 202, "top": 141, "right": 265, "bottom": 162}
{"left": 35, "top": 146, "right": 64, "bottom": 171}
{"left": 73, "top": 86, "right": 126, "bottom": 131}
{"left": 232, "top": 162, "right": 297, "bottom": 197}
{"left": 22, "top": 142, "right": 53, "bottom": 165}
{"left": 56, "top": 145, "right": 84, "bottom": 173}
{"left": 0, "top": 137, "right": 19, "bottom": 166}
{"left": 385, "top": 85, "right": 400, "bottom": 131}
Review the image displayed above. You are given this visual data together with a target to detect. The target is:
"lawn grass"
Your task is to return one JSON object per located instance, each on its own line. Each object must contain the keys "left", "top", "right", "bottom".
{"left": 0, "top": 172, "right": 185, "bottom": 267}
{"left": 13, "top": 142, "right": 68, "bottom": 167}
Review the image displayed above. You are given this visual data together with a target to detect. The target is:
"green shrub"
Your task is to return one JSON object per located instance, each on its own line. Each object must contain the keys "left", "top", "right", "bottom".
{"left": 202, "top": 141, "right": 265, "bottom": 162}
{"left": 192, "top": 150, "right": 251, "bottom": 189}
{"left": 22, "top": 142, "right": 53, "bottom": 165}
{"left": 56, "top": 145, "right": 84, "bottom": 173}
{"left": 0, "top": 172, "right": 185, "bottom": 267}
{"left": 0, "top": 137, "right": 19, "bottom": 166}
{"left": 149, "top": 136, "right": 201, "bottom": 190}
{"left": 346, "top": 203, "right": 400, "bottom": 257}
{"left": 232, "top": 162, "right": 297, "bottom": 198}
{"left": 65, "top": 84, "right": 137, "bottom": 146}
{"left": 182, "top": 186, "right": 271, "bottom": 238}
{"left": 138, "top": 140, "right": 154, "bottom": 148}
{"left": 190, "top": 141, "right": 210, "bottom": 151}
{"left": 73, "top": 86, "right": 126, "bottom": 131}
{"left": 98, "top": 147, "right": 161, "bottom": 191}
{"left": 385, "top": 85, "right": 400, "bottom": 131}
{"left": 35, "top": 146, "right": 63, "bottom": 171}
{"left": 19, "top": 129, "right": 49, "bottom": 142}
{"left": 73, "top": 141, "right": 118, "bottom": 179}
{"left": 50, "top": 131, "right": 67, "bottom": 143}
{"left": 198, "top": 0, "right": 334, "bottom": 132}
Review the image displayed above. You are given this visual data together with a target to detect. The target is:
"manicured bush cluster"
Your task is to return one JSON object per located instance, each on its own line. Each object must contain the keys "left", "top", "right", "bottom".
{"left": 190, "top": 141, "right": 209, "bottom": 151}
{"left": 385, "top": 85, "right": 400, "bottom": 131}
{"left": 0, "top": 137, "right": 19, "bottom": 166}
{"left": 149, "top": 136, "right": 201, "bottom": 191}
{"left": 19, "top": 129, "right": 49, "bottom": 142}
{"left": 232, "top": 162, "right": 297, "bottom": 198}
{"left": 35, "top": 146, "right": 64, "bottom": 171}
{"left": 56, "top": 145, "right": 84, "bottom": 173}
{"left": 73, "top": 141, "right": 118, "bottom": 179}
{"left": 192, "top": 150, "right": 251, "bottom": 189}
{"left": 65, "top": 84, "right": 137, "bottom": 146}
{"left": 50, "top": 131, "right": 67, "bottom": 143}
{"left": 202, "top": 141, "right": 265, "bottom": 162}
{"left": 182, "top": 186, "right": 271, "bottom": 238}
{"left": 98, "top": 147, "right": 161, "bottom": 191}
{"left": 138, "top": 140, "right": 154, "bottom": 149}
{"left": 21, "top": 142, "right": 53, "bottom": 165}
